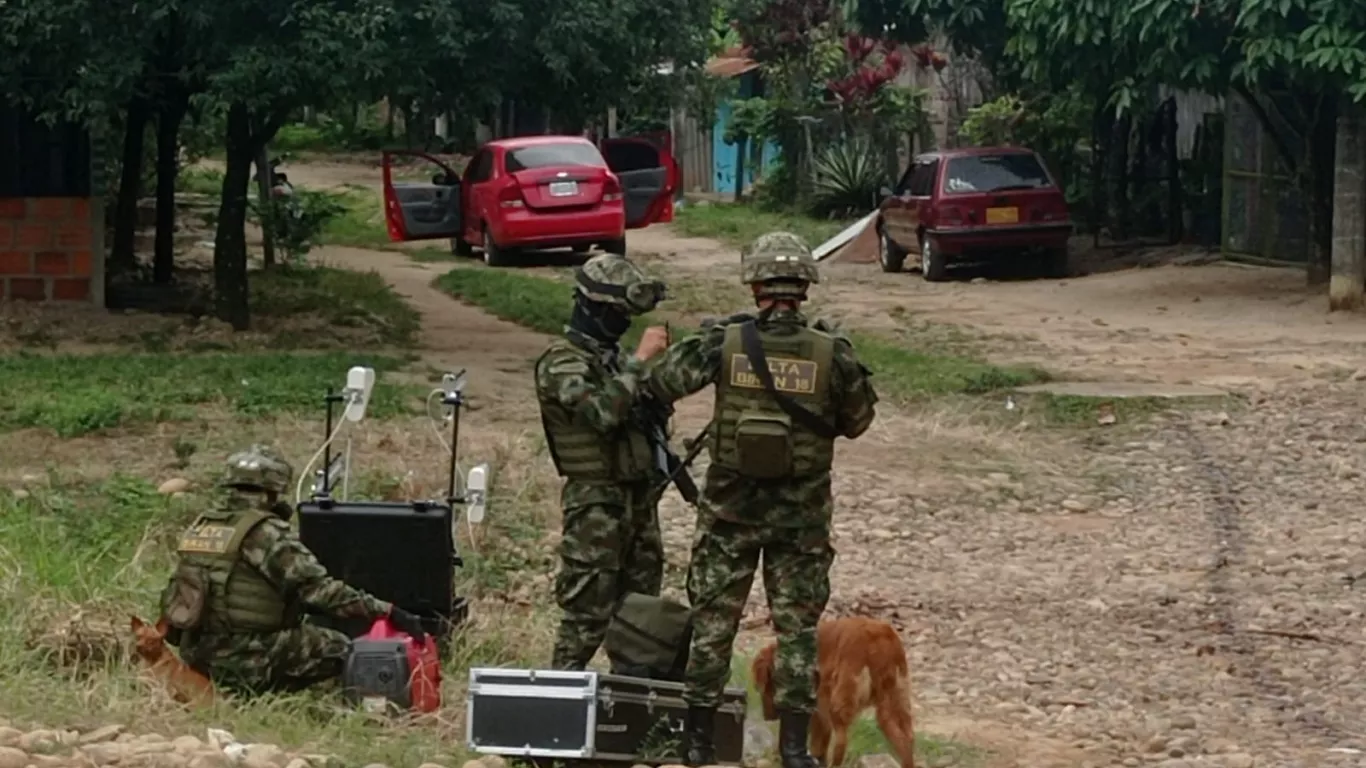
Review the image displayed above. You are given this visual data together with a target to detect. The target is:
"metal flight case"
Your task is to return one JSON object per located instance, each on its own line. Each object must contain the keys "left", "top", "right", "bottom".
{"left": 466, "top": 667, "right": 747, "bottom": 765}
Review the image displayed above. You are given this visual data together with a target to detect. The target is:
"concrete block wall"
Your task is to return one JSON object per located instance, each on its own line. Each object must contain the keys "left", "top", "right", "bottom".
{"left": 0, "top": 196, "right": 99, "bottom": 303}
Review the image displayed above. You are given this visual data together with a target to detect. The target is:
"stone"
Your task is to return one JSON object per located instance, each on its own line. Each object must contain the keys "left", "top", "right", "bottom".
{"left": 0, "top": 730, "right": 20, "bottom": 748}
{"left": 80, "top": 743, "right": 127, "bottom": 765}
{"left": 1168, "top": 714, "right": 1197, "bottom": 730}
{"left": 142, "top": 755, "right": 191, "bottom": 768}
{"left": 1061, "top": 498, "right": 1089, "bottom": 513}
{"left": 1216, "top": 755, "right": 1254, "bottom": 768}
{"left": 173, "top": 736, "right": 204, "bottom": 755}
{"left": 158, "top": 478, "right": 191, "bottom": 494}
{"left": 188, "top": 753, "right": 233, "bottom": 768}
{"left": 18, "top": 731, "right": 58, "bottom": 754}
{"left": 416, "top": 764, "right": 447, "bottom": 768}
{"left": 243, "top": 744, "right": 286, "bottom": 766}
{"left": 0, "top": 747, "right": 25, "bottom": 768}
{"left": 477, "top": 757, "right": 507, "bottom": 768}
{"left": 78, "top": 727, "right": 126, "bottom": 746}
{"left": 133, "top": 741, "right": 176, "bottom": 755}
{"left": 286, "top": 760, "right": 313, "bottom": 768}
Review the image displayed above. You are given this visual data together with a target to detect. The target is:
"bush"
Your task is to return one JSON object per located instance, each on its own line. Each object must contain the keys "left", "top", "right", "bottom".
{"left": 251, "top": 189, "right": 348, "bottom": 265}
{"left": 809, "top": 139, "right": 885, "bottom": 218}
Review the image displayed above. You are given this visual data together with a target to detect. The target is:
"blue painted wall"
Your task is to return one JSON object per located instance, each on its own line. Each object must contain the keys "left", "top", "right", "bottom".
{"left": 711, "top": 72, "right": 780, "bottom": 198}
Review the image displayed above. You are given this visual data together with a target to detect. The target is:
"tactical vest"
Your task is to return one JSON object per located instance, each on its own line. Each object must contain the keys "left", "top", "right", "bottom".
{"left": 712, "top": 322, "right": 838, "bottom": 479}
{"left": 170, "top": 508, "right": 293, "bottom": 634}
{"left": 537, "top": 345, "right": 654, "bottom": 483}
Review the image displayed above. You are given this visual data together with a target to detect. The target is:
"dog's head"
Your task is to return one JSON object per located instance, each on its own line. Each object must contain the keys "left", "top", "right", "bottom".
{"left": 750, "top": 641, "right": 778, "bottom": 721}
{"left": 129, "top": 615, "right": 169, "bottom": 661}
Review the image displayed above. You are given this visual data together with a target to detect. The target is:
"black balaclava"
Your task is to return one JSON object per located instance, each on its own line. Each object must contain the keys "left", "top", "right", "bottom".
{"left": 569, "top": 294, "right": 631, "bottom": 345}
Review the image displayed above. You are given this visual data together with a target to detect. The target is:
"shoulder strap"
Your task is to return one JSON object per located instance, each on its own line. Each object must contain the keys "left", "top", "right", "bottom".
{"left": 738, "top": 321, "right": 839, "bottom": 440}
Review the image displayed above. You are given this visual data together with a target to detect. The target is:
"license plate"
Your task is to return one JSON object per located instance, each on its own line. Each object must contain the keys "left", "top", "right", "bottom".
{"left": 548, "top": 181, "right": 578, "bottom": 197}
{"left": 361, "top": 696, "right": 388, "bottom": 714}
{"left": 986, "top": 206, "right": 1018, "bottom": 224}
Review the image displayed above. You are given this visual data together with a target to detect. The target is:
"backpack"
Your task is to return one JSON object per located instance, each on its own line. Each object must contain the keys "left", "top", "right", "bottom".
{"left": 604, "top": 593, "right": 693, "bottom": 681}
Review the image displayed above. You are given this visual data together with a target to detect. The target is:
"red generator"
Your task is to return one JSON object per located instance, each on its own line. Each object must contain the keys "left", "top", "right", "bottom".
{"left": 342, "top": 616, "right": 442, "bottom": 714}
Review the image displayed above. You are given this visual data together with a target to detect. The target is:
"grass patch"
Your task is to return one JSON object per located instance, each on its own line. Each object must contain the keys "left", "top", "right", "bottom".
{"left": 674, "top": 202, "right": 852, "bottom": 249}
{"left": 177, "top": 166, "right": 225, "bottom": 196}
{"left": 0, "top": 351, "right": 412, "bottom": 437}
{"left": 410, "top": 246, "right": 460, "bottom": 263}
{"left": 435, "top": 266, "right": 1046, "bottom": 399}
{"left": 252, "top": 266, "right": 421, "bottom": 347}
{"left": 1021, "top": 392, "right": 1240, "bottom": 428}
{"left": 319, "top": 186, "right": 391, "bottom": 248}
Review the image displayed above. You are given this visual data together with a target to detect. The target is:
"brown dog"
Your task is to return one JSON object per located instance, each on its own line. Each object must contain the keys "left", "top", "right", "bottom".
{"left": 752, "top": 616, "right": 916, "bottom": 768}
{"left": 130, "top": 615, "right": 216, "bottom": 707}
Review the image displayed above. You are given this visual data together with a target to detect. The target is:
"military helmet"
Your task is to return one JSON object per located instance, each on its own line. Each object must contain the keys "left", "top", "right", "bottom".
{"left": 574, "top": 254, "right": 667, "bottom": 315}
{"left": 222, "top": 444, "right": 294, "bottom": 494}
{"left": 740, "top": 232, "right": 820, "bottom": 296}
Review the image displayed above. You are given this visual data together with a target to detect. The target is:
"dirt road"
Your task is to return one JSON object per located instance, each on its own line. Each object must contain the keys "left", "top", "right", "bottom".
{"left": 297, "top": 159, "right": 1366, "bottom": 767}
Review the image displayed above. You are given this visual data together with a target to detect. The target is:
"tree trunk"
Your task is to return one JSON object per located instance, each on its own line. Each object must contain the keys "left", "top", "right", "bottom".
{"left": 111, "top": 96, "right": 150, "bottom": 274}
{"left": 255, "top": 145, "right": 276, "bottom": 269}
{"left": 1330, "top": 100, "right": 1366, "bottom": 311}
{"left": 1306, "top": 96, "right": 1339, "bottom": 286}
{"left": 1109, "top": 114, "right": 1132, "bottom": 241}
{"left": 215, "top": 103, "right": 255, "bottom": 331}
{"left": 154, "top": 91, "right": 189, "bottom": 285}
{"left": 1164, "top": 99, "right": 1183, "bottom": 244}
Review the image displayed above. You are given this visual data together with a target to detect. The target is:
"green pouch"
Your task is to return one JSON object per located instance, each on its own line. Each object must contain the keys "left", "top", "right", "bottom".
{"left": 734, "top": 412, "right": 793, "bottom": 479}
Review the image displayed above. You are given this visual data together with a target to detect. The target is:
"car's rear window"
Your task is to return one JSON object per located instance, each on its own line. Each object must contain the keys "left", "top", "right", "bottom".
{"left": 504, "top": 143, "right": 606, "bottom": 172}
{"left": 943, "top": 153, "right": 1052, "bottom": 194}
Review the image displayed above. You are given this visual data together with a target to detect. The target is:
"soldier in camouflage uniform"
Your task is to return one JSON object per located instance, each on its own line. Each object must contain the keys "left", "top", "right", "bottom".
{"left": 159, "top": 445, "right": 429, "bottom": 694}
{"left": 643, "top": 233, "right": 879, "bottom": 768}
{"left": 536, "top": 253, "right": 673, "bottom": 670}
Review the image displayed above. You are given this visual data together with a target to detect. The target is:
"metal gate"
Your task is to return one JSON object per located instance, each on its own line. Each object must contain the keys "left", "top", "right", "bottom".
{"left": 1221, "top": 91, "right": 1310, "bottom": 263}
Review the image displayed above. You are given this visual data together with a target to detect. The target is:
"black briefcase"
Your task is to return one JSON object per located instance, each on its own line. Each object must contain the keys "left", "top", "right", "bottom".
{"left": 296, "top": 499, "right": 468, "bottom": 649}
{"left": 466, "top": 667, "right": 747, "bottom": 764}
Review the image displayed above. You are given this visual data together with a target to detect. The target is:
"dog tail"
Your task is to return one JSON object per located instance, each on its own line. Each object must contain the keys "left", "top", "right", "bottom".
{"left": 869, "top": 625, "right": 917, "bottom": 768}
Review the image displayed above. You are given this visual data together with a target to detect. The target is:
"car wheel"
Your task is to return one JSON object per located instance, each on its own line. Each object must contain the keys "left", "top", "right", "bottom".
{"left": 603, "top": 238, "right": 627, "bottom": 256}
{"left": 920, "top": 235, "right": 947, "bottom": 282}
{"left": 482, "top": 226, "right": 512, "bottom": 267}
{"left": 451, "top": 236, "right": 473, "bottom": 258}
{"left": 1041, "top": 246, "right": 1070, "bottom": 278}
{"left": 879, "top": 228, "right": 907, "bottom": 273}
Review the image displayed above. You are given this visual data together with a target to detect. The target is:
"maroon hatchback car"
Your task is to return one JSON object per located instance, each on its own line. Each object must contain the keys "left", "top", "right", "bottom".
{"left": 876, "top": 146, "right": 1073, "bottom": 281}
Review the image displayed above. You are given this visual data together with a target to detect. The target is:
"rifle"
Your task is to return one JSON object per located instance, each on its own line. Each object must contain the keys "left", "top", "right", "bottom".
{"left": 631, "top": 322, "right": 702, "bottom": 504}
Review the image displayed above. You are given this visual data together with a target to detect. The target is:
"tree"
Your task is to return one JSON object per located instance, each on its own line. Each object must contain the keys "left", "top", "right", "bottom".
{"left": 1007, "top": 0, "right": 1366, "bottom": 285}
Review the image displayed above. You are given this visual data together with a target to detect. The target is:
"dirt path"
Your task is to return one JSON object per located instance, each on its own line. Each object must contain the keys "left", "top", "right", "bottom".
{"left": 291, "top": 158, "right": 1366, "bottom": 767}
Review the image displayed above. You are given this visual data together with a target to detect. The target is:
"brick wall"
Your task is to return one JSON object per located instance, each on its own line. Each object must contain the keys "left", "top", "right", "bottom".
{"left": 0, "top": 196, "right": 98, "bottom": 302}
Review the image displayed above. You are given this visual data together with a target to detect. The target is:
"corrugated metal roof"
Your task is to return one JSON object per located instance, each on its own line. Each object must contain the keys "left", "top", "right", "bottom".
{"left": 704, "top": 56, "right": 760, "bottom": 78}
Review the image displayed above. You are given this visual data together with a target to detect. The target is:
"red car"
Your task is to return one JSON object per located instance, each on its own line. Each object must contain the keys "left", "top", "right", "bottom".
{"left": 382, "top": 134, "right": 678, "bottom": 266}
{"left": 876, "top": 146, "right": 1073, "bottom": 281}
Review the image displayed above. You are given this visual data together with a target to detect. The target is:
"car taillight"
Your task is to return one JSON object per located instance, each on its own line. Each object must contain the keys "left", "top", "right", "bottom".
{"left": 498, "top": 186, "right": 524, "bottom": 209}
{"left": 939, "top": 206, "right": 964, "bottom": 225}
{"left": 603, "top": 177, "right": 622, "bottom": 202}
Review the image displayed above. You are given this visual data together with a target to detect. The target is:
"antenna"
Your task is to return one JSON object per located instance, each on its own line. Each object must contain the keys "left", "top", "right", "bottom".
{"left": 442, "top": 369, "right": 467, "bottom": 505}
{"left": 344, "top": 366, "right": 376, "bottom": 422}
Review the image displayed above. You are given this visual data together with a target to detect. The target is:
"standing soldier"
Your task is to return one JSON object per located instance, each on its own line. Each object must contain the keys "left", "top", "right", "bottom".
{"left": 159, "top": 445, "right": 429, "bottom": 694}
{"left": 536, "top": 253, "right": 673, "bottom": 670}
{"left": 644, "top": 232, "right": 879, "bottom": 768}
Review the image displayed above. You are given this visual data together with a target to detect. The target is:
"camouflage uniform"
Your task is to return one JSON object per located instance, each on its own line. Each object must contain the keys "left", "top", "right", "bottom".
{"left": 536, "top": 254, "right": 670, "bottom": 670}
{"left": 160, "top": 446, "right": 401, "bottom": 694}
{"left": 644, "top": 233, "right": 879, "bottom": 768}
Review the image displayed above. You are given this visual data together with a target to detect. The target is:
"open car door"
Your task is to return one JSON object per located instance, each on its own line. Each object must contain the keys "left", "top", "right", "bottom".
{"left": 601, "top": 132, "right": 678, "bottom": 230}
{"left": 381, "top": 151, "right": 462, "bottom": 242}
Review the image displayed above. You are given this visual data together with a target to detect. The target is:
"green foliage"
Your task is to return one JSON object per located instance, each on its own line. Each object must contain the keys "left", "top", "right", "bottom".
{"left": 250, "top": 190, "right": 348, "bottom": 265}
{"left": 674, "top": 202, "right": 851, "bottom": 249}
{"left": 318, "top": 187, "right": 391, "bottom": 248}
{"left": 0, "top": 351, "right": 411, "bottom": 437}
{"left": 251, "top": 266, "right": 422, "bottom": 347}
{"left": 810, "top": 139, "right": 886, "bottom": 217}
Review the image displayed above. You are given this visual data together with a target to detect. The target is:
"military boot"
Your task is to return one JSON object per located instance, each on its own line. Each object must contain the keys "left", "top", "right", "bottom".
{"left": 682, "top": 705, "right": 716, "bottom": 766}
{"left": 778, "top": 710, "right": 821, "bottom": 768}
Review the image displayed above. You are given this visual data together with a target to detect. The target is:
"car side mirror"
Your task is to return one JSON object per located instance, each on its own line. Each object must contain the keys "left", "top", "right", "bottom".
{"left": 433, "top": 173, "right": 451, "bottom": 185}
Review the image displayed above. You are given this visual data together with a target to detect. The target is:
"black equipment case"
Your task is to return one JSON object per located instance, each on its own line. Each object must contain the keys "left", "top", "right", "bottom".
{"left": 297, "top": 499, "right": 469, "bottom": 651}
{"left": 466, "top": 668, "right": 747, "bottom": 764}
